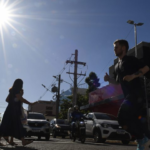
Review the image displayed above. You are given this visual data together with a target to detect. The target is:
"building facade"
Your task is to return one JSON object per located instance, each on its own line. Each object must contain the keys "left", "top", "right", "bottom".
{"left": 60, "top": 87, "right": 87, "bottom": 102}
{"left": 28, "top": 100, "right": 56, "bottom": 120}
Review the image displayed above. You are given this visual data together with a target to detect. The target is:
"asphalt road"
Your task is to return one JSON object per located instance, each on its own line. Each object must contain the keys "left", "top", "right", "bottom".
{"left": 0, "top": 137, "right": 138, "bottom": 150}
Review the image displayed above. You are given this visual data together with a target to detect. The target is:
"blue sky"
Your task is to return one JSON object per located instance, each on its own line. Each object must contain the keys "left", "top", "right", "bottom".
{"left": 0, "top": 0, "right": 150, "bottom": 115}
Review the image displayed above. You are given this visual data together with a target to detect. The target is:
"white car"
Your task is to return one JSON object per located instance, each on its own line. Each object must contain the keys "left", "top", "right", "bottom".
{"left": 85, "top": 112, "right": 132, "bottom": 144}
{"left": 23, "top": 112, "right": 50, "bottom": 140}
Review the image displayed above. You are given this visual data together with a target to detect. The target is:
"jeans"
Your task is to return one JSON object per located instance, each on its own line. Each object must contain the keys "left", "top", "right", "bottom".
{"left": 117, "top": 98, "right": 145, "bottom": 139}
{"left": 71, "top": 122, "right": 77, "bottom": 134}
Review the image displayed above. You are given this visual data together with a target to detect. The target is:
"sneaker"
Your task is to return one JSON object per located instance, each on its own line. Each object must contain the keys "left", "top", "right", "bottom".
{"left": 137, "top": 136, "right": 150, "bottom": 150}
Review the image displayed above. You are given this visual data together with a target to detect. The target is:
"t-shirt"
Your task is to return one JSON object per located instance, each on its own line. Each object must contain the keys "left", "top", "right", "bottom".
{"left": 113, "top": 55, "right": 146, "bottom": 99}
{"left": 71, "top": 111, "right": 83, "bottom": 122}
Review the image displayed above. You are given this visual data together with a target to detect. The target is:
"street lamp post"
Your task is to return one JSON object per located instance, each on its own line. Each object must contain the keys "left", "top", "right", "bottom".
{"left": 127, "top": 20, "right": 144, "bottom": 57}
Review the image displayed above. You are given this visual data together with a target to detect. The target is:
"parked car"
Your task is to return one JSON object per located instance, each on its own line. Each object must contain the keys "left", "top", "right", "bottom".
{"left": 50, "top": 118, "right": 70, "bottom": 138}
{"left": 85, "top": 112, "right": 131, "bottom": 145}
{"left": 23, "top": 112, "right": 50, "bottom": 140}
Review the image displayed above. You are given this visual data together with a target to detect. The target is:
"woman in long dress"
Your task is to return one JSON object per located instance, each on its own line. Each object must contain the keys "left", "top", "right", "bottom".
{"left": 0, "top": 79, "right": 36, "bottom": 146}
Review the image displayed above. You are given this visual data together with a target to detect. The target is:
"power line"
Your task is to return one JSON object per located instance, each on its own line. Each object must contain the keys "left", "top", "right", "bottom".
{"left": 98, "top": 57, "right": 114, "bottom": 78}
{"left": 66, "top": 50, "right": 86, "bottom": 104}
{"left": 97, "top": 26, "right": 134, "bottom": 79}
{"left": 77, "top": 64, "right": 88, "bottom": 86}
{"left": 38, "top": 54, "right": 73, "bottom": 100}
{"left": 125, "top": 26, "right": 134, "bottom": 39}
{"left": 69, "top": 65, "right": 74, "bottom": 82}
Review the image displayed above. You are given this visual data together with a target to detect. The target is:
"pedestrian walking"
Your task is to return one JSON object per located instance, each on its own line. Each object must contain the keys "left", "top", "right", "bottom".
{"left": 0, "top": 79, "right": 36, "bottom": 146}
{"left": 67, "top": 103, "right": 73, "bottom": 123}
{"left": 104, "top": 39, "right": 150, "bottom": 150}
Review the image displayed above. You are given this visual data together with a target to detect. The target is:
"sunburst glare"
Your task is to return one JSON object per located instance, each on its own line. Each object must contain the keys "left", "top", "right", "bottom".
{"left": 0, "top": 0, "right": 54, "bottom": 74}
{"left": 0, "top": 2, "right": 11, "bottom": 26}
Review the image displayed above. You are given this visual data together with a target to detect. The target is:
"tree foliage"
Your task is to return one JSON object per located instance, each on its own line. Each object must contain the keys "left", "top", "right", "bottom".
{"left": 59, "top": 99, "right": 71, "bottom": 119}
{"left": 59, "top": 93, "right": 89, "bottom": 119}
{"left": 59, "top": 72, "right": 100, "bottom": 119}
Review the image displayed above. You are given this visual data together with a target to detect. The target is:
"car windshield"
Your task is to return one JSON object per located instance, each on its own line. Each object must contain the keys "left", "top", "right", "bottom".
{"left": 94, "top": 113, "right": 117, "bottom": 120}
{"left": 56, "top": 119, "right": 65, "bottom": 124}
{"left": 28, "top": 114, "right": 45, "bottom": 120}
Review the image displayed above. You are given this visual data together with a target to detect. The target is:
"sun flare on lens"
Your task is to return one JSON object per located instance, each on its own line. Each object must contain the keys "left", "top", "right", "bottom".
{"left": 0, "top": 0, "right": 49, "bottom": 69}
{"left": 0, "top": 2, "right": 11, "bottom": 27}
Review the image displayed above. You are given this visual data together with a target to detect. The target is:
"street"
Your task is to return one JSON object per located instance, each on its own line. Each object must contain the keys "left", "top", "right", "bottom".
{"left": 0, "top": 137, "right": 137, "bottom": 150}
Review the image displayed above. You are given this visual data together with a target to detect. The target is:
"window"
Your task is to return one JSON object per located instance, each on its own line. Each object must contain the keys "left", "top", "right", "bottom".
{"left": 46, "top": 106, "right": 53, "bottom": 110}
{"left": 28, "top": 114, "right": 45, "bottom": 120}
{"left": 94, "top": 113, "right": 117, "bottom": 120}
{"left": 88, "top": 114, "right": 93, "bottom": 119}
{"left": 28, "top": 105, "right": 31, "bottom": 111}
{"left": 45, "top": 111, "right": 52, "bottom": 116}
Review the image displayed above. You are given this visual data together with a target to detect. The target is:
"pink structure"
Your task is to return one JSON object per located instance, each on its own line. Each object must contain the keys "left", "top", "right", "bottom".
{"left": 81, "top": 84, "right": 125, "bottom": 117}
{"left": 89, "top": 84, "right": 123, "bottom": 104}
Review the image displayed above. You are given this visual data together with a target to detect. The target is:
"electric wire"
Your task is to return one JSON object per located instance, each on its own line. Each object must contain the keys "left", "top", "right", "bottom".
{"left": 69, "top": 64, "right": 74, "bottom": 83}
{"left": 97, "top": 26, "right": 134, "bottom": 79}
{"left": 38, "top": 54, "right": 73, "bottom": 100}
{"left": 39, "top": 26, "right": 134, "bottom": 100}
{"left": 77, "top": 64, "right": 88, "bottom": 86}
{"left": 125, "top": 26, "right": 134, "bottom": 39}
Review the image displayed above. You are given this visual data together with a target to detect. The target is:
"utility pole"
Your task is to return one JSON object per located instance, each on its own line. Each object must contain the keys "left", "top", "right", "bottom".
{"left": 53, "top": 75, "right": 61, "bottom": 119}
{"left": 73, "top": 50, "right": 78, "bottom": 106}
{"left": 66, "top": 50, "right": 86, "bottom": 105}
{"left": 57, "top": 74, "right": 61, "bottom": 118}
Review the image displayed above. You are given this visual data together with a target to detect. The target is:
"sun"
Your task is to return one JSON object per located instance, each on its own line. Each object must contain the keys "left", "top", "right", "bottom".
{"left": 0, "top": 2, "right": 11, "bottom": 26}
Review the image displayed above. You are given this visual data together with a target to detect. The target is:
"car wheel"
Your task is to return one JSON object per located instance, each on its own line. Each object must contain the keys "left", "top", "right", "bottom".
{"left": 101, "top": 139, "right": 106, "bottom": 143}
{"left": 45, "top": 135, "right": 50, "bottom": 141}
{"left": 72, "top": 132, "right": 76, "bottom": 142}
{"left": 122, "top": 140, "right": 130, "bottom": 145}
{"left": 52, "top": 131, "right": 56, "bottom": 138}
{"left": 80, "top": 136, "right": 86, "bottom": 144}
{"left": 38, "top": 136, "right": 41, "bottom": 140}
{"left": 93, "top": 130, "right": 101, "bottom": 143}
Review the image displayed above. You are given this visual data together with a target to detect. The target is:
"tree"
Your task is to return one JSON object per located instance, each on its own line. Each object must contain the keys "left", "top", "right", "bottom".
{"left": 68, "top": 94, "right": 89, "bottom": 114}
{"left": 85, "top": 72, "right": 100, "bottom": 94}
{"left": 59, "top": 93, "right": 89, "bottom": 119}
{"left": 58, "top": 73, "right": 100, "bottom": 119}
{"left": 59, "top": 99, "right": 71, "bottom": 119}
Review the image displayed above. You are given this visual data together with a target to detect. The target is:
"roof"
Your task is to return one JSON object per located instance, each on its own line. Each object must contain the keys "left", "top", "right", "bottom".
{"left": 29, "top": 112, "right": 43, "bottom": 115}
{"left": 37, "top": 100, "right": 56, "bottom": 104}
{"left": 89, "top": 112, "right": 117, "bottom": 117}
